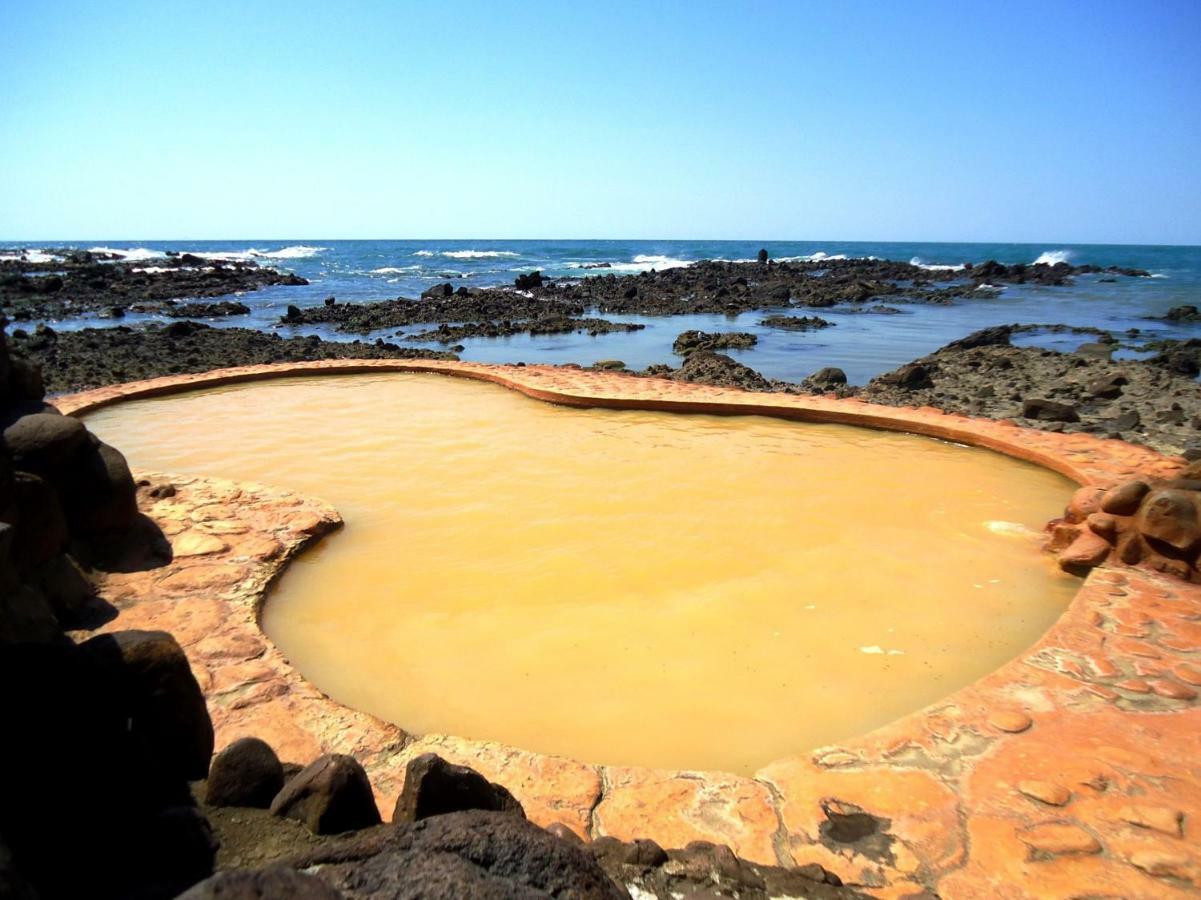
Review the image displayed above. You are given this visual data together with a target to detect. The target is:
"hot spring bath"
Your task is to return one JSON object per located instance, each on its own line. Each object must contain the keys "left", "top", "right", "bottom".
{"left": 82, "top": 373, "right": 1079, "bottom": 774}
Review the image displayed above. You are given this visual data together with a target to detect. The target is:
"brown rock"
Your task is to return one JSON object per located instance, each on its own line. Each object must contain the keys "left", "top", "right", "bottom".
{"left": 1085, "top": 512, "right": 1119, "bottom": 541}
{"left": 206, "top": 737, "right": 285, "bottom": 809}
{"left": 1058, "top": 531, "right": 1111, "bottom": 572}
{"left": 1137, "top": 489, "right": 1201, "bottom": 551}
{"left": 1064, "top": 486, "right": 1105, "bottom": 524}
{"left": 270, "top": 754, "right": 381, "bottom": 835}
{"left": 392, "top": 753, "right": 524, "bottom": 824}
{"left": 1100, "top": 480, "right": 1150, "bottom": 516}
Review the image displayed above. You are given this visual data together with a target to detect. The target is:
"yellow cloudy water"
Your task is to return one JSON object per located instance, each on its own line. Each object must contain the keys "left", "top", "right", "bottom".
{"left": 83, "top": 373, "right": 1080, "bottom": 774}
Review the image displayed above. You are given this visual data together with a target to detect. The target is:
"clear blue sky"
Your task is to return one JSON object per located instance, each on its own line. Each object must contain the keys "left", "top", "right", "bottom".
{"left": 1, "top": 0, "right": 1198, "bottom": 243}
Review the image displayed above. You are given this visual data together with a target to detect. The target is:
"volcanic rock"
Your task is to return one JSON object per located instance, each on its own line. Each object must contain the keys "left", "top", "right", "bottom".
{"left": 392, "top": 753, "right": 525, "bottom": 824}
{"left": 207, "top": 737, "right": 286, "bottom": 809}
{"left": 270, "top": 754, "right": 381, "bottom": 835}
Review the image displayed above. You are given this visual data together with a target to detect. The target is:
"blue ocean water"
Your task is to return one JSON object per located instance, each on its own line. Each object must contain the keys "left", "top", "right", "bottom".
{"left": 3, "top": 239, "right": 1199, "bottom": 384}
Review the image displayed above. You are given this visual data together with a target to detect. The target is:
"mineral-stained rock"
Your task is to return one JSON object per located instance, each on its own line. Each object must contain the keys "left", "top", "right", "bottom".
{"left": 291, "top": 810, "right": 626, "bottom": 899}
{"left": 179, "top": 866, "right": 345, "bottom": 899}
{"left": 80, "top": 629, "right": 215, "bottom": 781}
{"left": 1136, "top": 489, "right": 1201, "bottom": 551}
{"left": 207, "top": 737, "right": 286, "bottom": 809}
{"left": 1101, "top": 480, "right": 1151, "bottom": 515}
{"left": 392, "top": 753, "right": 525, "bottom": 824}
{"left": 271, "top": 754, "right": 381, "bottom": 835}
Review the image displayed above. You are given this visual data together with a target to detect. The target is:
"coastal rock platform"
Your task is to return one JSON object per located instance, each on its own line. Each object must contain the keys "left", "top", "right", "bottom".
{"left": 59, "top": 360, "right": 1201, "bottom": 898}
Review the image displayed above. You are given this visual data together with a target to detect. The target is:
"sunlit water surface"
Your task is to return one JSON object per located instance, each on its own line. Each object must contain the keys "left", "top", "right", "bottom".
{"left": 84, "top": 373, "right": 1080, "bottom": 773}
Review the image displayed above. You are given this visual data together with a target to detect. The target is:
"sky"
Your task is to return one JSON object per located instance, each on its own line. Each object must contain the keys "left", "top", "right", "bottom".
{"left": 0, "top": 0, "right": 1198, "bottom": 244}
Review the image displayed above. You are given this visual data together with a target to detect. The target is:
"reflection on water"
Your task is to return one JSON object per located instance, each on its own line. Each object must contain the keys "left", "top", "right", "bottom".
{"left": 85, "top": 373, "right": 1080, "bottom": 773}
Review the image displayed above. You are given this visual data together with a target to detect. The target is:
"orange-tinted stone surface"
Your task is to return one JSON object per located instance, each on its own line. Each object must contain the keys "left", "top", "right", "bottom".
{"left": 60, "top": 360, "right": 1201, "bottom": 897}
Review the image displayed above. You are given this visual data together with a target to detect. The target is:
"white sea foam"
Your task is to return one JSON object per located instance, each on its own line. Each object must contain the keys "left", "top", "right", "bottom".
{"left": 910, "top": 256, "right": 966, "bottom": 272}
{"left": 180, "top": 245, "right": 327, "bottom": 262}
{"left": 0, "top": 249, "right": 61, "bottom": 264}
{"left": 88, "top": 246, "right": 166, "bottom": 261}
{"left": 414, "top": 250, "right": 520, "bottom": 259}
{"left": 591, "top": 254, "right": 694, "bottom": 273}
{"left": 775, "top": 252, "right": 879, "bottom": 263}
{"left": 1032, "top": 249, "right": 1072, "bottom": 266}
{"left": 251, "top": 245, "right": 327, "bottom": 259}
{"left": 370, "top": 265, "right": 422, "bottom": 274}
{"left": 1151, "top": 273, "right": 1168, "bottom": 279}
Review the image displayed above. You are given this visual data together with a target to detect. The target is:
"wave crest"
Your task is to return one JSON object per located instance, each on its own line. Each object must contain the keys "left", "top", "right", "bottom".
{"left": 1032, "top": 250, "right": 1072, "bottom": 266}
{"left": 414, "top": 249, "right": 521, "bottom": 259}
{"left": 910, "top": 256, "right": 966, "bottom": 272}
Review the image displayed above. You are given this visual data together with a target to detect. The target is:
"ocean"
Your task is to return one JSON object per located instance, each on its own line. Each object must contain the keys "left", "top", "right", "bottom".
{"left": 3, "top": 239, "right": 1199, "bottom": 385}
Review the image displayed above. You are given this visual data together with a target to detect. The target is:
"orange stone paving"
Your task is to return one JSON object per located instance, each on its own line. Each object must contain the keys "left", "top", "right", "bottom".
{"left": 59, "top": 360, "right": 1201, "bottom": 898}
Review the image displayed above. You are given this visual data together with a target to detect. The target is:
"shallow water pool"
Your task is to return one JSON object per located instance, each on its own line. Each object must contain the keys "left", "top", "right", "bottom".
{"left": 84, "top": 373, "right": 1080, "bottom": 773}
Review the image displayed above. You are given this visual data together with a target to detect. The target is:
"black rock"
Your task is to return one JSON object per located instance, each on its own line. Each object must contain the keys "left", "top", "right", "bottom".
{"left": 421, "top": 283, "right": 454, "bottom": 299}
{"left": 878, "top": 362, "right": 933, "bottom": 390}
{"left": 514, "top": 270, "right": 544, "bottom": 290}
{"left": 807, "top": 366, "right": 848, "bottom": 387}
{"left": 80, "top": 629, "right": 215, "bottom": 781}
{"left": 2, "top": 412, "right": 88, "bottom": 474}
{"left": 1022, "top": 398, "right": 1081, "bottom": 423}
{"left": 206, "top": 737, "right": 285, "bottom": 809}
{"left": 392, "top": 753, "right": 525, "bottom": 824}
{"left": 179, "top": 867, "right": 344, "bottom": 899}
{"left": 757, "top": 248, "right": 769, "bottom": 264}
{"left": 292, "top": 810, "right": 626, "bottom": 900}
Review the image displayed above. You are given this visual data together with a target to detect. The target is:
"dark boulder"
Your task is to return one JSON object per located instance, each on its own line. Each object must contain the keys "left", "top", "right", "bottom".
{"left": 80, "top": 629, "right": 215, "bottom": 781}
{"left": 514, "top": 271, "right": 544, "bottom": 290}
{"left": 270, "top": 754, "right": 381, "bottom": 835}
{"left": 807, "top": 366, "right": 848, "bottom": 387}
{"left": 421, "top": 283, "right": 454, "bottom": 299}
{"left": 589, "top": 835, "right": 669, "bottom": 868}
{"left": 392, "top": 753, "right": 525, "bottom": 824}
{"left": 137, "top": 805, "right": 218, "bottom": 896}
{"left": 943, "top": 325, "right": 1012, "bottom": 352}
{"left": 206, "top": 737, "right": 286, "bottom": 809}
{"left": 60, "top": 439, "right": 138, "bottom": 535}
{"left": 2, "top": 412, "right": 88, "bottom": 474}
{"left": 9, "top": 472, "right": 68, "bottom": 570}
{"left": 1022, "top": 398, "right": 1080, "bottom": 423}
{"left": 292, "top": 810, "right": 626, "bottom": 899}
{"left": 669, "top": 351, "right": 773, "bottom": 392}
{"left": 179, "top": 867, "right": 344, "bottom": 900}
{"left": 757, "top": 248, "right": 769, "bottom": 264}
{"left": 877, "top": 363, "right": 933, "bottom": 391}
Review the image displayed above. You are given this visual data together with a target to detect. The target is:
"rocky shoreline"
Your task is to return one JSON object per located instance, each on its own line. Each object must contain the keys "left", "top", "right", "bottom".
{"left": 1, "top": 249, "right": 308, "bottom": 321}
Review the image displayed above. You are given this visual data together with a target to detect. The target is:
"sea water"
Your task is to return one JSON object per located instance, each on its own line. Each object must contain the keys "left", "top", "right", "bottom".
{"left": 5, "top": 239, "right": 1200, "bottom": 385}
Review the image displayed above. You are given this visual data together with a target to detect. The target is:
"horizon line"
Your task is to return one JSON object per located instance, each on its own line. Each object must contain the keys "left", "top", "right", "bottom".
{"left": 1, "top": 237, "right": 1199, "bottom": 248}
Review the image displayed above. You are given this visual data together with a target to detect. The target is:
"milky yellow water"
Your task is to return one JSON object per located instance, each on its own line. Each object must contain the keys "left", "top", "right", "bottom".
{"left": 83, "top": 373, "right": 1080, "bottom": 774}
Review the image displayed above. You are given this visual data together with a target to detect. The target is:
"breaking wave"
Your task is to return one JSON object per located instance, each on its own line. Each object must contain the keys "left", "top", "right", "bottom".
{"left": 910, "top": 257, "right": 966, "bottom": 272}
{"left": 0, "top": 249, "right": 62, "bottom": 264}
{"left": 88, "top": 246, "right": 166, "bottom": 261}
{"left": 1032, "top": 250, "right": 1072, "bottom": 266}
{"left": 414, "top": 250, "right": 521, "bottom": 259}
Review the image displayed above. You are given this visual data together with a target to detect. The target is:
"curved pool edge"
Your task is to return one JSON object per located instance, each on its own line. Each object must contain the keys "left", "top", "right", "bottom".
{"left": 60, "top": 362, "right": 1201, "bottom": 897}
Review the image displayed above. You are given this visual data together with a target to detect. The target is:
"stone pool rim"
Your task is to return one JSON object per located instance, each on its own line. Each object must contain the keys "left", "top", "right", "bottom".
{"left": 59, "top": 360, "right": 1201, "bottom": 897}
